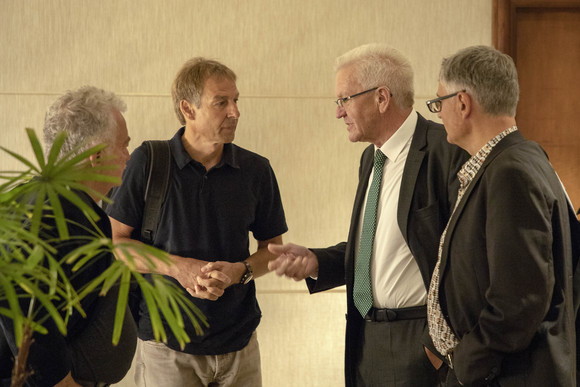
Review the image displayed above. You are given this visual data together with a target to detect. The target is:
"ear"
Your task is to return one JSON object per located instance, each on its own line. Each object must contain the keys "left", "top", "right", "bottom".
{"left": 377, "top": 87, "right": 391, "bottom": 114}
{"left": 457, "top": 92, "right": 472, "bottom": 119}
{"left": 180, "top": 100, "right": 196, "bottom": 121}
{"left": 88, "top": 151, "right": 101, "bottom": 167}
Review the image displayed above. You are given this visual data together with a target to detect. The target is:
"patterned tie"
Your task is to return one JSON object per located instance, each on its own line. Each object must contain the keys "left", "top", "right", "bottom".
{"left": 354, "top": 149, "right": 387, "bottom": 318}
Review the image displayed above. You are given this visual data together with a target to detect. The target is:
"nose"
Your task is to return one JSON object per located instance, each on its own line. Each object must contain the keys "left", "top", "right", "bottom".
{"left": 228, "top": 102, "right": 240, "bottom": 119}
{"left": 336, "top": 105, "right": 346, "bottom": 119}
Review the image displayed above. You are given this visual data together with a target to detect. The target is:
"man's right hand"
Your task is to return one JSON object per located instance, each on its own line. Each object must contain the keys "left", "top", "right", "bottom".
{"left": 171, "top": 257, "right": 230, "bottom": 301}
{"left": 110, "top": 218, "right": 231, "bottom": 301}
{"left": 54, "top": 372, "right": 83, "bottom": 387}
{"left": 267, "top": 243, "right": 319, "bottom": 281}
{"left": 424, "top": 347, "right": 444, "bottom": 370}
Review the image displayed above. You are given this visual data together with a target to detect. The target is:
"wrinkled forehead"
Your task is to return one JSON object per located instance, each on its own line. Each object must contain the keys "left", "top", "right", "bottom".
{"left": 202, "top": 75, "right": 239, "bottom": 97}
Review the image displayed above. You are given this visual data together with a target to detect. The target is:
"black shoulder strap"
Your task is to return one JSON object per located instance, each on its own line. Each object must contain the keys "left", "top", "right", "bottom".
{"left": 141, "top": 140, "right": 172, "bottom": 244}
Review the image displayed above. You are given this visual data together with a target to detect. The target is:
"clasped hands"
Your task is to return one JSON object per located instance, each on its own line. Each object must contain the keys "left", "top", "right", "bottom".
{"left": 174, "top": 260, "right": 244, "bottom": 301}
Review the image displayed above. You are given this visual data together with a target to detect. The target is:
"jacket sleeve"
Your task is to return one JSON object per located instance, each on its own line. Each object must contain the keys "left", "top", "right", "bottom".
{"left": 306, "top": 242, "right": 348, "bottom": 293}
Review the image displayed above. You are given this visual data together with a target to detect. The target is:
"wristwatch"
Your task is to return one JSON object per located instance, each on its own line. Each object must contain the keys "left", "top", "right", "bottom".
{"left": 239, "top": 261, "right": 254, "bottom": 285}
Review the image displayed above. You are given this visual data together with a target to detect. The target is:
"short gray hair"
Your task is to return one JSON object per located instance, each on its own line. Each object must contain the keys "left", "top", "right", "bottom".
{"left": 440, "top": 45, "right": 519, "bottom": 116}
{"left": 171, "top": 57, "right": 237, "bottom": 125}
{"left": 335, "top": 43, "right": 414, "bottom": 109}
{"left": 43, "top": 86, "right": 126, "bottom": 158}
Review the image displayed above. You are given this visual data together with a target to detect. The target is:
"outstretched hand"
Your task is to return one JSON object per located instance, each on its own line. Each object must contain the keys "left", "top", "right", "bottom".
{"left": 267, "top": 243, "right": 319, "bottom": 281}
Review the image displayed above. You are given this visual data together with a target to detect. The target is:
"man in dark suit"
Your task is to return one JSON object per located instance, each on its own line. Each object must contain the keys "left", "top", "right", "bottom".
{"left": 268, "top": 43, "right": 468, "bottom": 386}
{"left": 426, "top": 45, "right": 576, "bottom": 386}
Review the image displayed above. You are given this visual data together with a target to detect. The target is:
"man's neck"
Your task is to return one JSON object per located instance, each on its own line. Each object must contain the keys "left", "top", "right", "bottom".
{"left": 82, "top": 180, "right": 105, "bottom": 203}
{"left": 373, "top": 107, "right": 413, "bottom": 147}
{"left": 466, "top": 115, "right": 517, "bottom": 155}
{"left": 181, "top": 128, "right": 224, "bottom": 171}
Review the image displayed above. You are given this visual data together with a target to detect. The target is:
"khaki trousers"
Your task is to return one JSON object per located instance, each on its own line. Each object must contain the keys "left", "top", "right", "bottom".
{"left": 135, "top": 332, "right": 261, "bottom": 387}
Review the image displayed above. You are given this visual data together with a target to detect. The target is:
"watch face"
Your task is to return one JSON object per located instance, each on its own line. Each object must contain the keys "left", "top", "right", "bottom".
{"left": 242, "top": 273, "right": 253, "bottom": 285}
{"left": 241, "top": 272, "right": 253, "bottom": 285}
{"left": 240, "top": 262, "right": 253, "bottom": 284}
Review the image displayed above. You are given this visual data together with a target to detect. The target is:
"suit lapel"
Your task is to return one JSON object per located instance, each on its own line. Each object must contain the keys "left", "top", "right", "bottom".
{"left": 398, "top": 113, "right": 428, "bottom": 242}
{"left": 439, "top": 131, "right": 526, "bottom": 273}
{"left": 345, "top": 145, "right": 374, "bottom": 286}
{"left": 349, "top": 113, "right": 428, "bottom": 281}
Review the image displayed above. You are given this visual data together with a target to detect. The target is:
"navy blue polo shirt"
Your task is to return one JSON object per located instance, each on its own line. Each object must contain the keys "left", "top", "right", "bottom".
{"left": 107, "top": 127, "right": 287, "bottom": 355}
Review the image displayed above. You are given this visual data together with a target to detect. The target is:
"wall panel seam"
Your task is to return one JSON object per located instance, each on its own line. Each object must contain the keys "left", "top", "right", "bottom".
{"left": 257, "top": 289, "right": 346, "bottom": 294}
{"left": 0, "top": 92, "right": 435, "bottom": 100}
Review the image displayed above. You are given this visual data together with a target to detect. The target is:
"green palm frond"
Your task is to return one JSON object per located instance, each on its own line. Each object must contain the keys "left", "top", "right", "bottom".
{"left": 0, "top": 129, "right": 206, "bottom": 355}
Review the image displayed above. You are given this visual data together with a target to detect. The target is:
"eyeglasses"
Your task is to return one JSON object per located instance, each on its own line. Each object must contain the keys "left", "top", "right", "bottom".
{"left": 335, "top": 87, "right": 378, "bottom": 108}
{"left": 426, "top": 90, "right": 466, "bottom": 113}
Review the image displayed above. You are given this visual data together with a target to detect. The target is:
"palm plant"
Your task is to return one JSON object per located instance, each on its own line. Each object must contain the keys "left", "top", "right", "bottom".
{"left": 0, "top": 129, "right": 207, "bottom": 387}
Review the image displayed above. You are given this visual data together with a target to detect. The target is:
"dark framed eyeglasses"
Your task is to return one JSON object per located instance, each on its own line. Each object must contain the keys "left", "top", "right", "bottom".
{"left": 426, "top": 90, "right": 466, "bottom": 113}
{"left": 335, "top": 87, "right": 378, "bottom": 108}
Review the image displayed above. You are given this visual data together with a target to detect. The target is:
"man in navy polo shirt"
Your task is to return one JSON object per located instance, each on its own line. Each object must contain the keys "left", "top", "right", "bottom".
{"left": 107, "top": 58, "right": 287, "bottom": 387}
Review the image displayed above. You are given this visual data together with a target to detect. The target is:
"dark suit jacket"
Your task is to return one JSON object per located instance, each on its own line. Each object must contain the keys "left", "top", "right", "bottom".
{"left": 438, "top": 131, "right": 576, "bottom": 386}
{"left": 306, "top": 113, "right": 468, "bottom": 386}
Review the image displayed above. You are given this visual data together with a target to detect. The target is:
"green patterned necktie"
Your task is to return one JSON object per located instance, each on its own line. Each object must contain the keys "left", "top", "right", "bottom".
{"left": 354, "top": 149, "right": 387, "bottom": 318}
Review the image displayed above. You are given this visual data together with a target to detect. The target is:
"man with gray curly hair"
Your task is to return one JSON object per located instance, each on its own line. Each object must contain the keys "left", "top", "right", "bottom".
{"left": 43, "top": 86, "right": 132, "bottom": 207}
{"left": 1, "top": 85, "right": 135, "bottom": 387}
{"left": 269, "top": 43, "right": 468, "bottom": 386}
{"left": 426, "top": 45, "right": 576, "bottom": 386}
{"left": 43, "top": 86, "right": 130, "bottom": 195}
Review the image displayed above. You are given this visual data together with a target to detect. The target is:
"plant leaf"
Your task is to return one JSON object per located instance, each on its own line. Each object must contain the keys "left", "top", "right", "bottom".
{"left": 26, "top": 128, "right": 47, "bottom": 170}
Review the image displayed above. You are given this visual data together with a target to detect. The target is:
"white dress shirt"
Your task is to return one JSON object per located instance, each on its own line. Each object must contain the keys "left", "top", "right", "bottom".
{"left": 354, "top": 111, "right": 427, "bottom": 309}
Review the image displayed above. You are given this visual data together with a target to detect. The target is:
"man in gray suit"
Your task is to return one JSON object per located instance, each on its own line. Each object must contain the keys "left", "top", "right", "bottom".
{"left": 269, "top": 43, "right": 468, "bottom": 386}
{"left": 426, "top": 45, "right": 576, "bottom": 386}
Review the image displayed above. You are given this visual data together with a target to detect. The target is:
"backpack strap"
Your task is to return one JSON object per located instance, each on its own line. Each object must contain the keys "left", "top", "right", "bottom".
{"left": 141, "top": 140, "right": 172, "bottom": 244}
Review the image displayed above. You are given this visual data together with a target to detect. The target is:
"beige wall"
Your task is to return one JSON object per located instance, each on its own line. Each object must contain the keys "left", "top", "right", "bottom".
{"left": 0, "top": 1, "right": 491, "bottom": 386}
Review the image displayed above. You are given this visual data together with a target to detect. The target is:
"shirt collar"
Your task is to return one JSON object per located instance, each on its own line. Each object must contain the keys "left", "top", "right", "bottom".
{"left": 457, "top": 125, "right": 518, "bottom": 189}
{"left": 377, "top": 110, "right": 417, "bottom": 161}
{"left": 170, "top": 127, "right": 240, "bottom": 170}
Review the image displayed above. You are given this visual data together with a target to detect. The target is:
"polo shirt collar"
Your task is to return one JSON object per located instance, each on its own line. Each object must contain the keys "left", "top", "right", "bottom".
{"left": 170, "top": 127, "right": 241, "bottom": 170}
